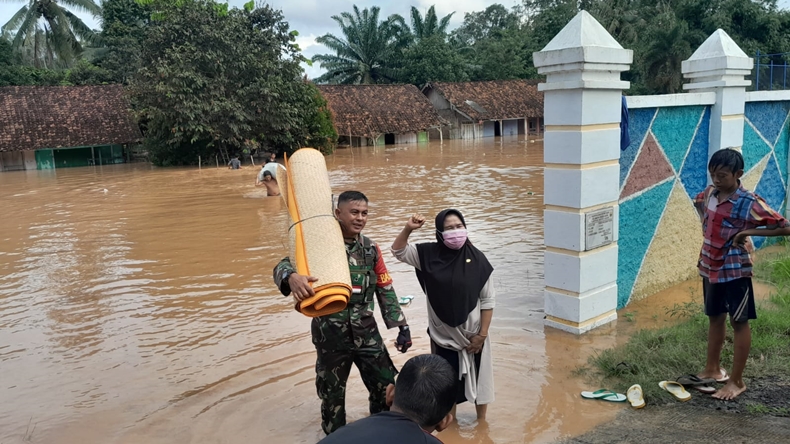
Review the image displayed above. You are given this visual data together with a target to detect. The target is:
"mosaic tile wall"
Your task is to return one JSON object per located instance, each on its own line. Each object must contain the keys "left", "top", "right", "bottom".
{"left": 617, "top": 102, "right": 790, "bottom": 308}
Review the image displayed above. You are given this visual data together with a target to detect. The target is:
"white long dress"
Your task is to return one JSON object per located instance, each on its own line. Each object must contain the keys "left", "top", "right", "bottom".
{"left": 392, "top": 243, "right": 495, "bottom": 405}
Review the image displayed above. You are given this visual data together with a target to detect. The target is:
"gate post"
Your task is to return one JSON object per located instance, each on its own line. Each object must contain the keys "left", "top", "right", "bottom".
{"left": 682, "top": 29, "right": 752, "bottom": 158}
{"left": 534, "top": 11, "right": 633, "bottom": 334}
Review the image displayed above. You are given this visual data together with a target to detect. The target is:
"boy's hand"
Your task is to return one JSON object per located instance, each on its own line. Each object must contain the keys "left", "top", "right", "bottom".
{"left": 405, "top": 213, "right": 426, "bottom": 231}
{"left": 733, "top": 232, "right": 748, "bottom": 248}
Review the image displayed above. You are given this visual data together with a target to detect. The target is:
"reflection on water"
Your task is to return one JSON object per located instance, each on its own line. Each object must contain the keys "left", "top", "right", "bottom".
{"left": 2, "top": 137, "right": 624, "bottom": 444}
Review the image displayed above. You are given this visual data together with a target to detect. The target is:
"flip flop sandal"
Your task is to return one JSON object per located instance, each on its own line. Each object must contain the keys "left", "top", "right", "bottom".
{"left": 715, "top": 370, "right": 730, "bottom": 383}
{"left": 676, "top": 374, "right": 715, "bottom": 387}
{"left": 691, "top": 385, "right": 717, "bottom": 395}
{"left": 581, "top": 389, "right": 627, "bottom": 402}
{"left": 627, "top": 384, "right": 646, "bottom": 409}
{"left": 659, "top": 381, "right": 692, "bottom": 402}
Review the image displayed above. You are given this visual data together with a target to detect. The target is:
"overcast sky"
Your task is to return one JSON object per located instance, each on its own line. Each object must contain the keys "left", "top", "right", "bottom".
{"left": 1, "top": 0, "right": 789, "bottom": 79}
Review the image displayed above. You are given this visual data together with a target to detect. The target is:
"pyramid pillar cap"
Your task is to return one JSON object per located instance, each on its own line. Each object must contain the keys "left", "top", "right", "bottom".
{"left": 683, "top": 29, "right": 752, "bottom": 90}
{"left": 533, "top": 10, "right": 633, "bottom": 68}
{"left": 533, "top": 11, "right": 632, "bottom": 91}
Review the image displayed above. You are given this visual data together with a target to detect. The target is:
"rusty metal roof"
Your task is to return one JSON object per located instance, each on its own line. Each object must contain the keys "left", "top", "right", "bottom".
{"left": 0, "top": 85, "right": 141, "bottom": 152}
{"left": 317, "top": 84, "right": 446, "bottom": 138}
{"left": 426, "top": 80, "right": 544, "bottom": 122}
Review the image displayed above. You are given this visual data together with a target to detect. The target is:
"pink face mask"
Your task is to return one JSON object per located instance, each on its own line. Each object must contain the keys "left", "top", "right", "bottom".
{"left": 441, "top": 228, "right": 468, "bottom": 250}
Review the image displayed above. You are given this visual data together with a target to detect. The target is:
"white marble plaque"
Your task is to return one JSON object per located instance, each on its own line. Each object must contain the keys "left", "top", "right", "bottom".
{"left": 585, "top": 207, "right": 614, "bottom": 251}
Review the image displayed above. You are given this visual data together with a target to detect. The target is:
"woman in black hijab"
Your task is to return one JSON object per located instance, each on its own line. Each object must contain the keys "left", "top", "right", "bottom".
{"left": 391, "top": 209, "right": 495, "bottom": 420}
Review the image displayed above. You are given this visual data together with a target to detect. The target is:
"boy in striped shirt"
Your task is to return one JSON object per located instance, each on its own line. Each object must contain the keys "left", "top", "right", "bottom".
{"left": 694, "top": 148, "right": 790, "bottom": 400}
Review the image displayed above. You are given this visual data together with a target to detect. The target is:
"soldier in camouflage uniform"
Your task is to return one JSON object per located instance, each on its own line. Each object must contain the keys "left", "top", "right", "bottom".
{"left": 273, "top": 190, "right": 412, "bottom": 435}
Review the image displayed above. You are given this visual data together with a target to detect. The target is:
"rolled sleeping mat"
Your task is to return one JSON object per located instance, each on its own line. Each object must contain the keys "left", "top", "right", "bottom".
{"left": 278, "top": 148, "right": 351, "bottom": 317}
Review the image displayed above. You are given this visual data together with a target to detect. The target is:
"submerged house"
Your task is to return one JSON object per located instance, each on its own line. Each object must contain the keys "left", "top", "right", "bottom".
{"left": 317, "top": 84, "right": 446, "bottom": 146}
{"left": 0, "top": 85, "right": 141, "bottom": 172}
{"left": 422, "top": 80, "right": 544, "bottom": 139}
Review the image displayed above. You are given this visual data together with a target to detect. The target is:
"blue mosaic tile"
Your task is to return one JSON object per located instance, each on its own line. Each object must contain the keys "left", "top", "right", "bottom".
{"left": 774, "top": 120, "right": 788, "bottom": 183}
{"left": 745, "top": 101, "right": 790, "bottom": 146}
{"left": 752, "top": 156, "right": 786, "bottom": 249}
{"left": 680, "top": 106, "right": 711, "bottom": 199}
{"left": 651, "top": 106, "right": 705, "bottom": 174}
{"left": 617, "top": 180, "right": 674, "bottom": 308}
{"left": 743, "top": 123, "right": 773, "bottom": 173}
{"left": 621, "top": 107, "right": 657, "bottom": 188}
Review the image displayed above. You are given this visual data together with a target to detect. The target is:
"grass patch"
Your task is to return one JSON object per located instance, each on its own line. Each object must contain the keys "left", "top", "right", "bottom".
{"left": 581, "top": 252, "right": 790, "bottom": 404}
{"left": 745, "top": 403, "right": 790, "bottom": 417}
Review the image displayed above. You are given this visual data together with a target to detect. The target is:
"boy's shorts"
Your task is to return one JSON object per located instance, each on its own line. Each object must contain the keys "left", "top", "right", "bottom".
{"left": 702, "top": 277, "right": 756, "bottom": 323}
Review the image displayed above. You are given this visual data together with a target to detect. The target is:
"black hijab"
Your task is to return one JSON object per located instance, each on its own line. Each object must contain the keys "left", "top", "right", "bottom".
{"left": 415, "top": 209, "right": 494, "bottom": 327}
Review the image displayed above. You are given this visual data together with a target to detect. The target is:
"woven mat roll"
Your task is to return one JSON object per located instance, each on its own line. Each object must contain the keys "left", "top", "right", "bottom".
{"left": 278, "top": 148, "right": 351, "bottom": 317}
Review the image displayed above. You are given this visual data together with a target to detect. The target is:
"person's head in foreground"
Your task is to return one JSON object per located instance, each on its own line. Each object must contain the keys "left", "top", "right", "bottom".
{"left": 708, "top": 148, "right": 744, "bottom": 194}
{"left": 387, "top": 354, "right": 456, "bottom": 433}
{"left": 263, "top": 170, "right": 273, "bottom": 182}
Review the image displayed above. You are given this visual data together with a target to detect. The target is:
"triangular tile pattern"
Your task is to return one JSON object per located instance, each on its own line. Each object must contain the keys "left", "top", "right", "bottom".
{"left": 651, "top": 106, "right": 705, "bottom": 173}
{"left": 631, "top": 181, "right": 704, "bottom": 302}
{"left": 774, "top": 119, "right": 789, "bottom": 183}
{"left": 617, "top": 180, "right": 674, "bottom": 308}
{"left": 753, "top": 156, "right": 786, "bottom": 249}
{"left": 745, "top": 101, "right": 790, "bottom": 147}
{"left": 743, "top": 122, "right": 773, "bottom": 173}
{"left": 680, "top": 106, "right": 711, "bottom": 199}
{"left": 621, "top": 107, "right": 658, "bottom": 188}
{"left": 621, "top": 133, "right": 675, "bottom": 199}
{"left": 741, "top": 155, "right": 770, "bottom": 192}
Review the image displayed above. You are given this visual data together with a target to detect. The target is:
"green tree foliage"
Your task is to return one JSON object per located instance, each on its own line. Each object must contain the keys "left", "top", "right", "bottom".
{"left": 312, "top": 5, "right": 406, "bottom": 84}
{"left": 1, "top": 0, "right": 101, "bottom": 68}
{"left": 300, "top": 83, "right": 339, "bottom": 154}
{"left": 450, "top": 4, "right": 520, "bottom": 47}
{"left": 129, "top": 0, "right": 329, "bottom": 165}
{"left": 407, "top": 5, "right": 454, "bottom": 42}
{"left": 398, "top": 35, "right": 469, "bottom": 85}
{"left": 450, "top": 4, "right": 533, "bottom": 81}
{"left": 93, "top": 0, "right": 151, "bottom": 84}
{"left": 524, "top": 0, "right": 790, "bottom": 93}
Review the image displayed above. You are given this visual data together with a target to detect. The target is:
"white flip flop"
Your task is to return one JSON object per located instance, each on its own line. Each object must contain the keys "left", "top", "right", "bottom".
{"left": 659, "top": 381, "right": 691, "bottom": 402}
{"left": 627, "top": 384, "right": 645, "bottom": 409}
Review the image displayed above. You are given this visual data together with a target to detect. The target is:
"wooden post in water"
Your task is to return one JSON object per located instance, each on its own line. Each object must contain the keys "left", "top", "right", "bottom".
{"left": 98, "top": 149, "right": 102, "bottom": 166}
{"left": 91, "top": 146, "right": 95, "bottom": 166}
{"left": 199, "top": 156, "right": 201, "bottom": 169}
{"left": 216, "top": 155, "right": 219, "bottom": 168}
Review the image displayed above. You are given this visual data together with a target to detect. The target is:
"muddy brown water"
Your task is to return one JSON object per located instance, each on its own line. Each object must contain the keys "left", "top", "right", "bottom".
{"left": 1, "top": 137, "right": 726, "bottom": 444}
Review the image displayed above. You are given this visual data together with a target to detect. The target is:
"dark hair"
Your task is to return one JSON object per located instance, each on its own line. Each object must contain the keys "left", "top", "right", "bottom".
{"left": 337, "top": 191, "right": 368, "bottom": 205}
{"left": 393, "top": 354, "right": 456, "bottom": 428}
{"left": 708, "top": 148, "right": 744, "bottom": 173}
{"left": 263, "top": 170, "right": 272, "bottom": 178}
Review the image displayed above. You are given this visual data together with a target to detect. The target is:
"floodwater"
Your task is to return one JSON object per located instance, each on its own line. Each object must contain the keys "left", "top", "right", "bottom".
{"left": 0, "top": 136, "right": 704, "bottom": 444}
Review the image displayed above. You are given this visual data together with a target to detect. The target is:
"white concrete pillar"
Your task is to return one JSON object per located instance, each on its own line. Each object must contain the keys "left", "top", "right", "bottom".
{"left": 682, "top": 29, "right": 752, "bottom": 158}
{"left": 533, "top": 11, "right": 633, "bottom": 334}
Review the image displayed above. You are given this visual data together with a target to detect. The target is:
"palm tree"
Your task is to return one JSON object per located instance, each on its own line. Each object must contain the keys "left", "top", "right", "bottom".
{"left": 643, "top": 17, "right": 703, "bottom": 94}
{"left": 408, "top": 5, "right": 454, "bottom": 42}
{"left": 312, "top": 5, "right": 406, "bottom": 84}
{"left": 1, "top": 0, "right": 101, "bottom": 68}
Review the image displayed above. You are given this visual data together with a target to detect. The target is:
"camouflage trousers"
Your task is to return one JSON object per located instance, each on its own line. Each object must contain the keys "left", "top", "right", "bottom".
{"left": 311, "top": 312, "right": 397, "bottom": 435}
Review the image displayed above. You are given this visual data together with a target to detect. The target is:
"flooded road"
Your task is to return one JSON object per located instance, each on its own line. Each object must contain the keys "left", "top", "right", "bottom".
{"left": 2, "top": 137, "right": 632, "bottom": 443}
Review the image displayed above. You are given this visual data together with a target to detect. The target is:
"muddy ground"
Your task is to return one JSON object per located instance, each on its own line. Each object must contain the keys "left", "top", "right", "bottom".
{"left": 562, "top": 376, "right": 790, "bottom": 443}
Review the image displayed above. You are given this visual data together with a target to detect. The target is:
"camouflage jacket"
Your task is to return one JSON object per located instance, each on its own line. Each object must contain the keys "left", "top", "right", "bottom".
{"left": 273, "top": 234, "right": 407, "bottom": 330}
